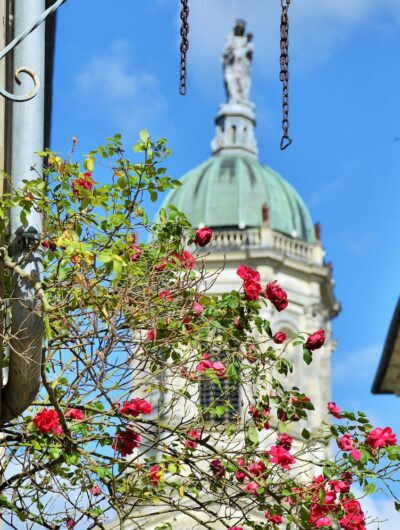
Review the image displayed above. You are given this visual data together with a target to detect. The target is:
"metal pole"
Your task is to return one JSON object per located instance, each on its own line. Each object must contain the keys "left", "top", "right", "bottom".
{"left": 1, "top": 0, "right": 45, "bottom": 424}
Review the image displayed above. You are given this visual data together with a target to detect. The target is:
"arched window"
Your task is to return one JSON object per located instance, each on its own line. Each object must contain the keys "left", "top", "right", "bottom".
{"left": 242, "top": 126, "right": 248, "bottom": 144}
{"left": 231, "top": 125, "right": 237, "bottom": 144}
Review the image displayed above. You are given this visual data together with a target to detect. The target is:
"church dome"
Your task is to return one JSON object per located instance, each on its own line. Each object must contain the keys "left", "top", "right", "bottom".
{"left": 162, "top": 154, "right": 315, "bottom": 243}
{"left": 158, "top": 19, "right": 316, "bottom": 245}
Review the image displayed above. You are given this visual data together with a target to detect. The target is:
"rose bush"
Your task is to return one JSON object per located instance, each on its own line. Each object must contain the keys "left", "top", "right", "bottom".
{"left": 0, "top": 132, "right": 398, "bottom": 529}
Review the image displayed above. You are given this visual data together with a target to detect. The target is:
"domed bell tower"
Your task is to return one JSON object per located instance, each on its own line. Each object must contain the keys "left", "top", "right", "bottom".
{"left": 161, "top": 19, "right": 340, "bottom": 441}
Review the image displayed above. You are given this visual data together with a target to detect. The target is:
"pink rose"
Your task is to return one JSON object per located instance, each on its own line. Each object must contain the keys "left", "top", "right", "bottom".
{"left": 305, "top": 329, "right": 326, "bottom": 351}
{"left": 273, "top": 331, "right": 287, "bottom": 344}
{"left": 367, "top": 427, "right": 397, "bottom": 449}
{"left": 192, "top": 301, "right": 204, "bottom": 316}
{"left": 277, "top": 433, "right": 293, "bottom": 450}
{"left": 66, "top": 519, "right": 76, "bottom": 529}
{"left": 90, "top": 485, "right": 101, "bottom": 496}
{"left": 236, "top": 265, "right": 260, "bottom": 282}
{"left": 65, "top": 408, "right": 85, "bottom": 421}
{"left": 247, "top": 460, "right": 266, "bottom": 477}
{"left": 196, "top": 359, "right": 213, "bottom": 372}
{"left": 337, "top": 434, "right": 354, "bottom": 451}
{"left": 245, "top": 481, "right": 260, "bottom": 495}
{"left": 267, "top": 445, "right": 295, "bottom": 470}
{"left": 265, "top": 280, "right": 288, "bottom": 311}
{"left": 194, "top": 226, "right": 212, "bottom": 247}
{"left": 327, "top": 402, "right": 341, "bottom": 419}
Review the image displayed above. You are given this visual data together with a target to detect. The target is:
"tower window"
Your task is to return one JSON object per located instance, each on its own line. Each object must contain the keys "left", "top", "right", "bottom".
{"left": 200, "top": 377, "right": 240, "bottom": 421}
{"left": 231, "top": 125, "right": 237, "bottom": 143}
{"left": 199, "top": 353, "right": 240, "bottom": 422}
{"left": 243, "top": 126, "right": 248, "bottom": 143}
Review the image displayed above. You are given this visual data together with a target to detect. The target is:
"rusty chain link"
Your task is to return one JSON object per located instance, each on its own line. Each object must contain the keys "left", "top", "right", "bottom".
{"left": 179, "top": 0, "right": 190, "bottom": 95}
{"left": 280, "top": 0, "right": 292, "bottom": 150}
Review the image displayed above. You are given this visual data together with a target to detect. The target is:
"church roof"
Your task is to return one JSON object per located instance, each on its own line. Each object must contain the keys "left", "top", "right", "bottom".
{"left": 161, "top": 154, "right": 315, "bottom": 243}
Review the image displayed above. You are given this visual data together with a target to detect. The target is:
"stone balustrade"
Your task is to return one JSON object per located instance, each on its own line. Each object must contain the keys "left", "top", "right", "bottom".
{"left": 210, "top": 226, "right": 323, "bottom": 265}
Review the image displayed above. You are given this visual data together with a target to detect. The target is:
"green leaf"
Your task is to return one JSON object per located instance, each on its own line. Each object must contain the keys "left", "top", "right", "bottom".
{"left": 49, "top": 447, "right": 60, "bottom": 460}
{"left": 214, "top": 406, "right": 225, "bottom": 417}
{"left": 302, "top": 428, "right": 311, "bottom": 440}
{"left": 303, "top": 349, "right": 313, "bottom": 365}
{"left": 140, "top": 129, "right": 150, "bottom": 143}
{"left": 395, "top": 501, "right": 400, "bottom": 512}
{"left": 364, "top": 483, "right": 376, "bottom": 494}
{"left": 247, "top": 426, "right": 259, "bottom": 444}
{"left": 168, "top": 463, "right": 177, "bottom": 475}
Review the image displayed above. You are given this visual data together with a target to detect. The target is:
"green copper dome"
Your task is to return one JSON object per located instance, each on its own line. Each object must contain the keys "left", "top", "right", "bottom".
{"left": 162, "top": 155, "right": 315, "bottom": 243}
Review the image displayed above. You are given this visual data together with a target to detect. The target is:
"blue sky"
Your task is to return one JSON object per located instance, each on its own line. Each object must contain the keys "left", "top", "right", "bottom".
{"left": 50, "top": 0, "right": 400, "bottom": 526}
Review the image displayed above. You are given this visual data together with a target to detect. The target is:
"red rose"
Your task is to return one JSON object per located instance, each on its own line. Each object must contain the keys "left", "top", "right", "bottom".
{"left": 367, "top": 427, "right": 397, "bottom": 449}
{"left": 34, "top": 408, "right": 63, "bottom": 435}
{"left": 236, "top": 265, "right": 260, "bottom": 282}
{"left": 243, "top": 279, "right": 262, "bottom": 301}
{"left": 174, "top": 250, "right": 196, "bottom": 269}
{"left": 65, "top": 408, "right": 85, "bottom": 421}
{"left": 159, "top": 289, "right": 174, "bottom": 301}
{"left": 273, "top": 331, "right": 287, "bottom": 344}
{"left": 305, "top": 329, "right": 326, "bottom": 350}
{"left": 119, "top": 397, "right": 153, "bottom": 417}
{"left": 147, "top": 329, "right": 157, "bottom": 342}
{"left": 72, "top": 172, "right": 94, "bottom": 197}
{"left": 265, "top": 512, "right": 283, "bottom": 525}
{"left": 155, "top": 258, "right": 168, "bottom": 271}
{"left": 112, "top": 430, "right": 141, "bottom": 456}
{"left": 149, "top": 464, "right": 163, "bottom": 485}
{"left": 265, "top": 280, "right": 288, "bottom": 311}
{"left": 130, "top": 244, "right": 142, "bottom": 262}
{"left": 66, "top": 519, "right": 76, "bottom": 529}
{"left": 210, "top": 458, "right": 225, "bottom": 478}
{"left": 184, "top": 429, "right": 200, "bottom": 449}
{"left": 229, "top": 527, "right": 244, "bottom": 530}
{"left": 42, "top": 240, "right": 57, "bottom": 252}
{"left": 194, "top": 226, "right": 212, "bottom": 247}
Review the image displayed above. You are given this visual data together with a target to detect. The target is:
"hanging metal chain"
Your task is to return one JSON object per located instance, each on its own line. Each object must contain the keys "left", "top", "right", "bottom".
{"left": 179, "top": 0, "right": 190, "bottom": 95}
{"left": 280, "top": 0, "right": 292, "bottom": 150}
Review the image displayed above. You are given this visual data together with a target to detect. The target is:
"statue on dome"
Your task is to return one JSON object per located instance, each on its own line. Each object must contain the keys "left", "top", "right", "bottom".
{"left": 222, "top": 19, "right": 254, "bottom": 104}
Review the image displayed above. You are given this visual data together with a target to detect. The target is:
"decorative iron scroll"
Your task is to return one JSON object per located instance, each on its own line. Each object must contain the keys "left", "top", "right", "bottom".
{"left": 0, "top": 0, "right": 67, "bottom": 102}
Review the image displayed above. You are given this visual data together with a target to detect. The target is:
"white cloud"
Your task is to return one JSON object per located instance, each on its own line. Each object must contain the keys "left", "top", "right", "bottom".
{"left": 166, "top": 0, "right": 400, "bottom": 93}
{"left": 75, "top": 40, "right": 168, "bottom": 134}
{"left": 354, "top": 487, "right": 400, "bottom": 529}
{"left": 333, "top": 343, "right": 381, "bottom": 383}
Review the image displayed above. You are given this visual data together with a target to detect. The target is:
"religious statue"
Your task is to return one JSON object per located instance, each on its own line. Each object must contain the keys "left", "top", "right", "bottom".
{"left": 222, "top": 20, "right": 254, "bottom": 104}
